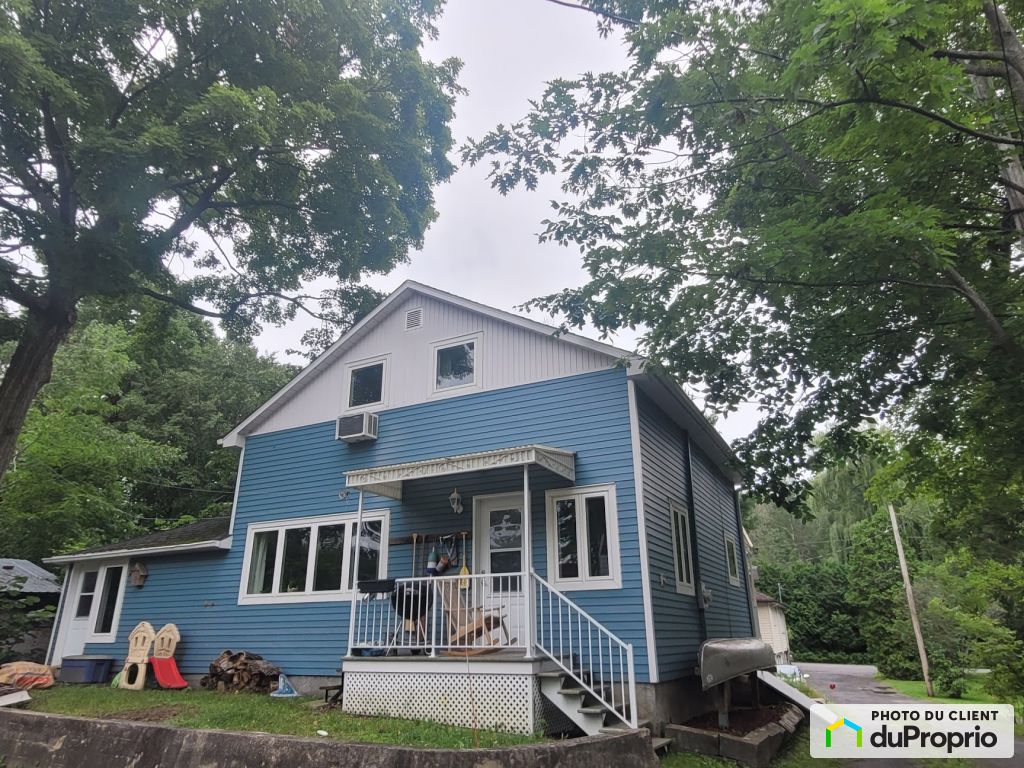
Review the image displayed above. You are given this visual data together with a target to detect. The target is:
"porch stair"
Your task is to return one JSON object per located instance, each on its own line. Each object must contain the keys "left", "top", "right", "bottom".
{"left": 537, "top": 670, "right": 671, "bottom": 752}
{"left": 531, "top": 572, "right": 670, "bottom": 752}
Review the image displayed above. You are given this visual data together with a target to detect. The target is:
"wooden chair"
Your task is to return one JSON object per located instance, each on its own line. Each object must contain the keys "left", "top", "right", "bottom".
{"left": 436, "top": 581, "right": 513, "bottom": 655}
{"left": 118, "top": 621, "right": 156, "bottom": 690}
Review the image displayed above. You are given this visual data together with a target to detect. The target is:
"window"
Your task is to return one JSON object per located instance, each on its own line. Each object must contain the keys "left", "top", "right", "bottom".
{"left": 239, "top": 512, "right": 389, "bottom": 604}
{"left": 431, "top": 333, "right": 481, "bottom": 393}
{"left": 75, "top": 570, "right": 98, "bottom": 618}
{"left": 347, "top": 359, "right": 386, "bottom": 409}
{"left": 545, "top": 484, "right": 621, "bottom": 590}
{"left": 94, "top": 566, "right": 124, "bottom": 635}
{"left": 725, "top": 533, "right": 741, "bottom": 586}
{"left": 670, "top": 501, "right": 695, "bottom": 595}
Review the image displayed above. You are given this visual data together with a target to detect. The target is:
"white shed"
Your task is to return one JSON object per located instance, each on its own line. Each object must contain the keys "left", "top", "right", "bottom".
{"left": 755, "top": 591, "right": 791, "bottom": 664}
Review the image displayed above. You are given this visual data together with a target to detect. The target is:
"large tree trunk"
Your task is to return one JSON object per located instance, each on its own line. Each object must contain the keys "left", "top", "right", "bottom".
{"left": 0, "top": 302, "right": 77, "bottom": 482}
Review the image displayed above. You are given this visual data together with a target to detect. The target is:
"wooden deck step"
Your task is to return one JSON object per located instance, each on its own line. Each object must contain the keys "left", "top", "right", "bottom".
{"left": 576, "top": 705, "right": 606, "bottom": 716}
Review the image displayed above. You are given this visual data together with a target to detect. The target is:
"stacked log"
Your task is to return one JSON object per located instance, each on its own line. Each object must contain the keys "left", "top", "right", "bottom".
{"left": 199, "top": 650, "right": 281, "bottom": 694}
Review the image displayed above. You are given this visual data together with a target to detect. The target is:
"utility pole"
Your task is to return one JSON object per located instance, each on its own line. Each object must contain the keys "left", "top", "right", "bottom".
{"left": 887, "top": 501, "right": 934, "bottom": 697}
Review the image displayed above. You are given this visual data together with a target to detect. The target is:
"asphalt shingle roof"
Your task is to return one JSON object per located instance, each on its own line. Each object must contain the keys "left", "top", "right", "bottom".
{"left": 0, "top": 559, "right": 61, "bottom": 593}
{"left": 62, "top": 517, "right": 230, "bottom": 558}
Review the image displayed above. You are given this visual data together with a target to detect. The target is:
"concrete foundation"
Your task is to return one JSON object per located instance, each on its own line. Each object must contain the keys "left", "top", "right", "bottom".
{"left": 636, "top": 674, "right": 716, "bottom": 732}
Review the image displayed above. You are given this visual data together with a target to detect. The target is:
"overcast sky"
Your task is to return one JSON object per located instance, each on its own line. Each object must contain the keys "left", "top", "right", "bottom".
{"left": 253, "top": 0, "right": 760, "bottom": 442}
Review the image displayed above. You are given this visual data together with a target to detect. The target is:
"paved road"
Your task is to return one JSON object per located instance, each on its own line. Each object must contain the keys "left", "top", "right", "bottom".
{"left": 796, "top": 662, "right": 1021, "bottom": 767}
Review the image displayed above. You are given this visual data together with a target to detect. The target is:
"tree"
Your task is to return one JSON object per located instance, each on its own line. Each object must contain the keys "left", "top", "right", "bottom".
{"left": 466, "top": 0, "right": 1024, "bottom": 511}
{"left": 0, "top": 298, "right": 295, "bottom": 561}
{"left": 0, "top": 320, "right": 178, "bottom": 562}
{"left": 0, "top": 0, "right": 461, "bottom": 480}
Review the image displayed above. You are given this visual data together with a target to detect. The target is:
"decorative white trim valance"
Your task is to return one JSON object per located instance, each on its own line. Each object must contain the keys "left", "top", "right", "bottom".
{"left": 344, "top": 444, "right": 576, "bottom": 500}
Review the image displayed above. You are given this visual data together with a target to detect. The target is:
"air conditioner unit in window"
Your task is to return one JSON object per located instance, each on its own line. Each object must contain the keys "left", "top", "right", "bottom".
{"left": 336, "top": 412, "right": 379, "bottom": 443}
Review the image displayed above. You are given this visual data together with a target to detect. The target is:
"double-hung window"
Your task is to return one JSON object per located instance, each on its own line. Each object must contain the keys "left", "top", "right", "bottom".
{"left": 670, "top": 500, "right": 695, "bottom": 595}
{"left": 724, "top": 533, "right": 741, "bottom": 586}
{"left": 240, "top": 512, "right": 389, "bottom": 604}
{"left": 545, "top": 484, "right": 621, "bottom": 590}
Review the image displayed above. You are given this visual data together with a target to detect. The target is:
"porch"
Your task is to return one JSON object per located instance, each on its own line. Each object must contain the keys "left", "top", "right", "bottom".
{"left": 338, "top": 445, "right": 639, "bottom": 735}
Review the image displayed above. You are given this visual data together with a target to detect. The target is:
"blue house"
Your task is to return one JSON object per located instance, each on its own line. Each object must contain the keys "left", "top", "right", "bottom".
{"left": 46, "top": 281, "right": 757, "bottom": 735}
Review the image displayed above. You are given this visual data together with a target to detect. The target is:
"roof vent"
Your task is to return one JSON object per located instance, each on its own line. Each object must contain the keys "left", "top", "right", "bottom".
{"left": 405, "top": 307, "right": 423, "bottom": 331}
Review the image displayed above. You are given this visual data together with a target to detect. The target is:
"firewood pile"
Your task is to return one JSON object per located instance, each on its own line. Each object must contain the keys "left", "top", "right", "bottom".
{"left": 199, "top": 650, "right": 280, "bottom": 693}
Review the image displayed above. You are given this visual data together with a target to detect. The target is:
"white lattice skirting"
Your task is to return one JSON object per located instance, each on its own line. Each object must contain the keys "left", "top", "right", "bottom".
{"left": 343, "top": 670, "right": 541, "bottom": 734}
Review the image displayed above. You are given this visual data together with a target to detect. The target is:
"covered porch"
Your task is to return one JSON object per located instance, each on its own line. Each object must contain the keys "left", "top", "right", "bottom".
{"left": 339, "top": 444, "right": 638, "bottom": 734}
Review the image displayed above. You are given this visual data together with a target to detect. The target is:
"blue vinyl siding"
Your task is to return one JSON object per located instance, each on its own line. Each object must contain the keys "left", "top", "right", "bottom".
{"left": 688, "top": 443, "right": 753, "bottom": 639}
{"left": 85, "top": 368, "right": 652, "bottom": 680}
{"left": 636, "top": 392, "right": 703, "bottom": 680}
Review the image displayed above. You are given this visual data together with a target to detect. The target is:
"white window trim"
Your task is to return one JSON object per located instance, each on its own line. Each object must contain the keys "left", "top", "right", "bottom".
{"left": 343, "top": 354, "right": 391, "bottom": 414}
{"left": 85, "top": 560, "right": 128, "bottom": 643}
{"left": 545, "top": 483, "right": 622, "bottom": 591}
{"left": 670, "top": 500, "right": 696, "bottom": 596}
{"left": 429, "top": 332, "right": 483, "bottom": 397}
{"left": 724, "top": 532, "right": 741, "bottom": 587}
{"left": 238, "top": 511, "right": 390, "bottom": 605}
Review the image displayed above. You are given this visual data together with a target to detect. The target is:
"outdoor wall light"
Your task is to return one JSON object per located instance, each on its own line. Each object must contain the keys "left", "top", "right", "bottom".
{"left": 449, "top": 488, "right": 463, "bottom": 515}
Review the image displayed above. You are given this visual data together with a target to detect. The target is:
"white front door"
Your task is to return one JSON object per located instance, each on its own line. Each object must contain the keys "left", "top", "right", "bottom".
{"left": 53, "top": 561, "right": 127, "bottom": 663}
{"left": 473, "top": 493, "right": 527, "bottom": 645}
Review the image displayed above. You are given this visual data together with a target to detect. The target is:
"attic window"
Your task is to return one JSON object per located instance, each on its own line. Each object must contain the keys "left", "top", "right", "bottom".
{"left": 405, "top": 308, "right": 423, "bottom": 330}
{"left": 432, "top": 333, "right": 480, "bottom": 393}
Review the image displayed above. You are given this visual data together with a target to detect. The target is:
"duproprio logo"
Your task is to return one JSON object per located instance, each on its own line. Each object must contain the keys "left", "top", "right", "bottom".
{"left": 826, "top": 718, "right": 863, "bottom": 748}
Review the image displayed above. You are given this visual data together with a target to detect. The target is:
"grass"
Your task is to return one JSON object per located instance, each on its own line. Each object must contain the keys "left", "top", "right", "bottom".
{"left": 877, "top": 675, "right": 1023, "bottom": 738}
{"left": 660, "top": 725, "right": 841, "bottom": 768}
{"left": 26, "top": 685, "right": 541, "bottom": 748}
{"left": 876, "top": 675, "right": 998, "bottom": 706}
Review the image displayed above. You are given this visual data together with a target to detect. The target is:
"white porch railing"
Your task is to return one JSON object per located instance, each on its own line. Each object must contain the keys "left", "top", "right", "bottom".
{"left": 531, "top": 571, "right": 638, "bottom": 728}
{"left": 351, "top": 572, "right": 527, "bottom": 655}
{"left": 349, "top": 570, "right": 638, "bottom": 730}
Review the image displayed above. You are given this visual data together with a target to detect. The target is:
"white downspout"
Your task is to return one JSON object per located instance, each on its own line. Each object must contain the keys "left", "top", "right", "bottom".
{"left": 346, "top": 490, "right": 365, "bottom": 657}
{"left": 522, "top": 464, "right": 534, "bottom": 659}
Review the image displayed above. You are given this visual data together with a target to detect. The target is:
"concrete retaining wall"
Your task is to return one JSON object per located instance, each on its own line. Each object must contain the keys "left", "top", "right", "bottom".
{"left": 0, "top": 709, "right": 659, "bottom": 768}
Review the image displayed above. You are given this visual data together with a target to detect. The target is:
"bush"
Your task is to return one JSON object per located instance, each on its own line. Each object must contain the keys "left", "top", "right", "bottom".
{"left": 931, "top": 656, "right": 967, "bottom": 698}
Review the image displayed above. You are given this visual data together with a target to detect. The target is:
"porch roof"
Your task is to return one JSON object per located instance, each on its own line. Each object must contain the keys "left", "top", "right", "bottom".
{"left": 344, "top": 444, "right": 575, "bottom": 500}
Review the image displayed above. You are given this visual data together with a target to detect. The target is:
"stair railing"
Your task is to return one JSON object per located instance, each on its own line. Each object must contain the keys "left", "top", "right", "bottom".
{"left": 531, "top": 570, "right": 638, "bottom": 728}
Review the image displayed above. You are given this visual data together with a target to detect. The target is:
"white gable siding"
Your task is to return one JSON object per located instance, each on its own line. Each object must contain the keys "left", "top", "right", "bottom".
{"left": 252, "top": 293, "right": 618, "bottom": 436}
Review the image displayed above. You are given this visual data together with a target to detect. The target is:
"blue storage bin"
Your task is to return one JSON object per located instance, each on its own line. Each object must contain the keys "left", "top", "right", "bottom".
{"left": 59, "top": 655, "right": 115, "bottom": 684}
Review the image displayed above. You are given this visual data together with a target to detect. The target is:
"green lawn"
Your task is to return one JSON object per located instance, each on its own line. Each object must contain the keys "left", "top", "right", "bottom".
{"left": 661, "top": 725, "right": 840, "bottom": 768}
{"left": 876, "top": 675, "right": 998, "bottom": 705}
{"left": 877, "top": 675, "right": 1023, "bottom": 737}
{"left": 26, "top": 685, "right": 540, "bottom": 748}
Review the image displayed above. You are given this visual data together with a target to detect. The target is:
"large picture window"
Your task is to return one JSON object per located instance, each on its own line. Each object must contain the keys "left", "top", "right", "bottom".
{"left": 431, "top": 333, "right": 481, "bottom": 394}
{"left": 670, "top": 500, "right": 695, "bottom": 595}
{"left": 545, "top": 484, "right": 621, "bottom": 590}
{"left": 239, "top": 512, "right": 389, "bottom": 604}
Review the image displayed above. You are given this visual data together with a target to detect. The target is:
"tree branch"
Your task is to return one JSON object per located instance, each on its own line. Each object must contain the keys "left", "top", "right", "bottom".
{"left": 542, "top": 0, "right": 640, "bottom": 26}
{"left": 678, "top": 95, "right": 1024, "bottom": 146}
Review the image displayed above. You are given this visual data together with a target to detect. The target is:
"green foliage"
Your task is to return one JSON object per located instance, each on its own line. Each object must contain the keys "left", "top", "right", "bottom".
{"left": 758, "top": 560, "right": 867, "bottom": 663}
{"left": 0, "top": 577, "right": 55, "bottom": 663}
{"left": 0, "top": 299, "right": 294, "bottom": 561}
{"left": 465, "top": 0, "right": 1024, "bottom": 514}
{"left": 0, "top": 0, "right": 462, "bottom": 479}
{"left": 0, "top": 321, "right": 179, "bottom": 561}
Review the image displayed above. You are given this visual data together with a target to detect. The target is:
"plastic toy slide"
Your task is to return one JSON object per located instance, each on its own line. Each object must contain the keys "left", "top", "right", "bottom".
{"left": 149, "top": 657, "right": 188, "bottom": 690}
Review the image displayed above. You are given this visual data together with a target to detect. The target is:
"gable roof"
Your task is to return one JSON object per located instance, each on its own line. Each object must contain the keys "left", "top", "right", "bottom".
{"left": 0, "top": 559, "right": 61, "bottom": 593}
{"left": 44, "top": 517, "right": 231, "bottom": 564}
{"left": 221, "top": 280, "right": 639, "bottom": 447}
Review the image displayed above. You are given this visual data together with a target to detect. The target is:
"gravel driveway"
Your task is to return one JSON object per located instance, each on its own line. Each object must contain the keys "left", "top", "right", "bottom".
{"left": 795, "top": 661, "right": 1021, "bottom": 767}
